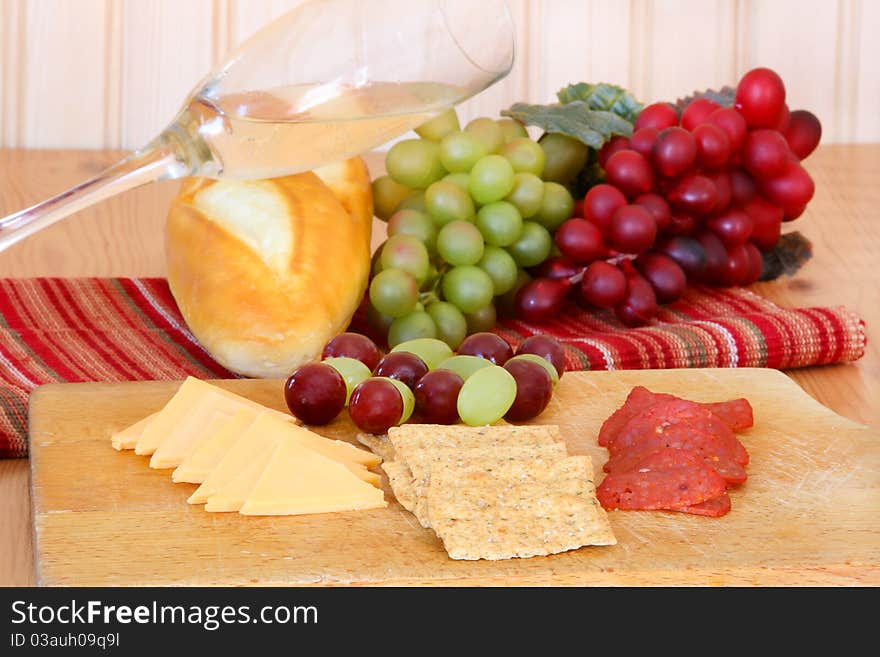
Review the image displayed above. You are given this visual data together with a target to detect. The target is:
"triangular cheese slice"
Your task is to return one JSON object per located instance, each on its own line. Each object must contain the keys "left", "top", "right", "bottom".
{"left": 149, "top": 390, "right": 235, "bottom": 469}
{"left": 135, "top": 377, "right": 293, "bottom": 458}
{"left": 172, "top": 409, "right": 258, "bottom": 484}
{"left": 188, "top": 412, "right": 282, "bottom": 505}
{"left": 205, "top": 443, "right": 279, "bottom": 512}
{"left": 240, "top": 440, "right": 387, "bottom": 516}
{"left": 111, "top": 412, "right": 159, "bottom": 451}
{"left": 284, "top": 422, "right": 381, "bottom": 468}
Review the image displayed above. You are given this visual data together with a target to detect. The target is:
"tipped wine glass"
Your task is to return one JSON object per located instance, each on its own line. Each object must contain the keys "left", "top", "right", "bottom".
{"left": 0, "top": 0, "right": 514, "bottom": 252}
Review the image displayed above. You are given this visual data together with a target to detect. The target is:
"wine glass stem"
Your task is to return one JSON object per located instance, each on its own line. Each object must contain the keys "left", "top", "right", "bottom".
{"left": 0, "top": 142, "right": 186, "bottom": 253}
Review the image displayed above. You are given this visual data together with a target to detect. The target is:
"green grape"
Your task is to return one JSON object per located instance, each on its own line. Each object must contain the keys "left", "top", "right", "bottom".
{"left": 425, "top": 180, "right": 475, "bottom": 226}
{"left": 376, "top": 377, "right": 415, "bottom": 423}
{"left": 425, "top": 301, "right": 468, "bottom": 350}
{"left": 506, "top": 221, "right": 552, "bottom": 267}
{"left": 437, "top": 355, "right": 492, "bottom": 381}
{"left": 397, "top": 191, "right": 427, "bottom": 213}
{"left": 436, "top": 220, "right": 485, "bottom": 266}
{"left": 386, "top": 139, "right": 446, "bottom": 189}
{"left": 414, "top": 109, "right": 460, "bottom": 141}
{"left": 439, "top": 131, "right": 488, "bottom": 173}
{"left": 475, "top": 201, "right": 523, "bottom": 247}
{"left": 464, "top": 303, "right": 498, "bottom": 333}
{"left": 387, "top": 209, "right": 437, "bottom": 254}
{"left": 323, "top": 357, "right": 372, "bottom": 404}
{"left": 535, "top": 182, "right": 574, "bottom": 231}
{"left": 442, "top": 172, "right": 471, "bottom": 192}
{"left": 507, "top": 353, "right": 559, "bottom": 387}
{"left": 464, "top": 117, "right": 504, "bottom": 154}
{"left": 380, "top": 234, "right": 430, "bottom": 284}
{"left": 468, "top": 155, "right": 516, "bottom": 205}
{"left": 496, "top": 268, "right": 531, "bottom": 317}
{"left": 500, "top": 137, "right": 546, "bottom": 177}
{"left": 367, "top": 303, "right": 394, "bottom": 335}
{"left": 539, "top": 132, "right": 589, "bottom": 184}
{"left": 391, "top": 337, "right": 454, "bottom": 370}
{"left": 369, "top": 269, "right": 419, "bottom": 318}
{"left": 497, "top": 118, "right": 529, "bottom": 143}
{"left": 387, "top": 310, "right": 438, "bottom": 347}
{"left": 441, "top": 265, "right": 494, "bottom": 314}
{"left": 370, "top": 244, "right": 384, "bottom": 277}
{"left": 372, "top": 175, "right": 413, "bottom": 221}
{"left": 505, "top": 172, "right": 545, "bottom": 219}
{"left": 457, "top": 364, "right": 517, "bottom": 426}
{"left": 478, "top": 245, "right": 519, "bottom": 295}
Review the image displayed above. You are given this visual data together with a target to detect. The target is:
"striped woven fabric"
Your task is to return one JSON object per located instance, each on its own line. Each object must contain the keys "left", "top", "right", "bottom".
{"left": 0, "top": 277, "right": 867, "bottom": 458}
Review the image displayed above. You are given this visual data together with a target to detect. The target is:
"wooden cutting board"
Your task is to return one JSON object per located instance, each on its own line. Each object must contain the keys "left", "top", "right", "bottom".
{"left": 28, "top": 368, "right": 880, "bottom": 586}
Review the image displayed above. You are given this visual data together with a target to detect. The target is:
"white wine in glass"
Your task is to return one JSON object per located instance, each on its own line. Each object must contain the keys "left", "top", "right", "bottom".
{"left": 0, "top": 0, "right": 514, "bottom": 251}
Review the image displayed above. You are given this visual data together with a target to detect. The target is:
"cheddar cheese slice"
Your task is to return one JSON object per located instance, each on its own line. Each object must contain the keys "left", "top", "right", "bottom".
{"left": 111, "top": 412, "right": 159, "bottom": 451}
{"left": 188, "top": 413, "right": 282, "bottom": 505}
{"left": 205, "top": 443, "right": 278, "bottom": 512}
{"left": 284, "top": 422, "right": 381, "bottom": 468}
{"left": 240, "top": 439, "right": 387, "bottom": 516}
{"left": 172, "top": 409, "right": 257, "bottom": 484}
{"left": 149, "top": 390, "right": 236, "bottom": 469}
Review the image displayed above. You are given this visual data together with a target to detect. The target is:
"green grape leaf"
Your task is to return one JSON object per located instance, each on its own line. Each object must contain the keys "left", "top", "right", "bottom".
{"left": 759, "top": 231, "right": 813, "bottom": 281}
{"left": 556, "top": 82, "right": 643, "bottom": 122}
{"left": 676, "top": 86, "right": 736, "bottom": 111}
{"left": 501, "top": 102, "right": 634, "bottom": 149}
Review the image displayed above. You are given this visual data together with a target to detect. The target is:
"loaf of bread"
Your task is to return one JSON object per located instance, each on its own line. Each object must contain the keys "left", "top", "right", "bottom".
{"left": 165, "top": 157, "right": 373, "bottom": 378}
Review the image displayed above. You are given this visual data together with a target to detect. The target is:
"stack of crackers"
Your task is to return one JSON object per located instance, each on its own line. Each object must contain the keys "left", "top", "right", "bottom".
{"left": 360, "top": 424, "right": 616, "bottom": 561}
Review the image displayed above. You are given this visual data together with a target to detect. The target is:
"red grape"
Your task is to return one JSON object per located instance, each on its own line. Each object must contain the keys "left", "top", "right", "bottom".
{"left": 321, "top": 332, "right": 382, "bottom": 370}
{"left": 457, "top": 332, "right": 514, "bottom": 365}
{"left": 516, "top": 334, "right": 566, "bottom": 378}
{"left": 573, "top": 198, "right": 586, "bottom": 218}
{"left": 719, "top": 243, "right": 751, "bottom": 286}
{"left": 667, "top": 174, "right": 718, "bottom": 216}
{"left": 604, "top": 150, "right": 654, "bottom": 198}
{"left": 761, "top": 160, "right": 815, "bottom": 215}
{"left": 614, "top": 272, "right": 658, "bottom": 327}
{"left": 657, "top": 236, "right": 707, "bottom": 279}
{"left": 729, "top": 166, "right": 756, "bottom": 205}
{"left": 741, "top": 129, "right": 790, "bottom": 178}
{"left": 707, "top": 107, "right": 748, "bottom": 152}
{"left": 636, "top": 252, "right": 687, "bottom": 303}
{"left": 707, "top": 170, "right": 732, "bottom": 213}
{"left": 514, "top": 278, "right": 572, "bottom": 322}
{"left": 530, "top": 255, "right": 582, "bottom": 280}
{"left": 667, "top": 212, "right": 696, "bottom": 236}
{"left": 743, "top": 242, "right": 764, "bottom": 284}
{"left": 554, "top": 218, "right": 606, "bottom": 264}
{"left": 284, "top": 363, "right": 346, "bottom": 425}
{"left": 708, "top": 208, "right": 754, "bottom": 247}
{"left": 634, "top": 102, "right": 679, "bottom": 131}
{"left": 784, "top": 110, "right": 822, "bottom": 159}
{"left": 374, "top": 351, "right": 428, "bottom": 389}
{"left": 692, "top": 123, "right": 731, "bottom": 170}
{"left": 652, "top": 127, "right": 697, "bottom": 178}
{"left": 349, "top": 378, "right": 404, "bottom": 434}
{"left": 695, "top": 230, "right": 729, "bottom": 284}
{"left": 503, "top": 359, "right": 553, "bottom": 421}
{"left": 773, "top": 103, "right": 791, "bottom": 132}
{"left": 742, "top": 196, "right": 783, "bottom": 250}
{"left": 735, "top": 67, "right": 786, "bottom": 128}
{"left": 681, "top": 98, "right": 721, "bottom": 131}
{"left": 583, "top": 184, "right": 627, "bottom": 234}
{"left": 413, "top": 369, "right": 463, "bottom": 424}
{"left": 634, "top": 193, "right": 672, "bottom": 232}
{"left": 630, "top": 127, "right": 659, "bottom": 158}
{"left": 580, "top": 261, "right": 627, "bottom": 307}
{"left": 609, "top": 205, "right": 657, "bottom": 253}
{"left": 597, "top": 135, "right": 631, "bottom": 168}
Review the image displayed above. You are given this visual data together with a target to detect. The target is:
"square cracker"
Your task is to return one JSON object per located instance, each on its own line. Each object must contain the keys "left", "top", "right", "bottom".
{"left": 380, "top": 460, "right": 417, "bottom": 512}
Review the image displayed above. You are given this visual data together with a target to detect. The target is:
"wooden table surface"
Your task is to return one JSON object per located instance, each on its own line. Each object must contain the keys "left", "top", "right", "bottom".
{"left": 0, "top": 145, "right": 878, "bottom": 586}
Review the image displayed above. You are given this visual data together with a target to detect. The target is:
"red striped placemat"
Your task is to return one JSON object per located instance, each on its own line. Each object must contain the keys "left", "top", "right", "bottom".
{"left": 0, "top": 278, "right": 866, "bottom": 458}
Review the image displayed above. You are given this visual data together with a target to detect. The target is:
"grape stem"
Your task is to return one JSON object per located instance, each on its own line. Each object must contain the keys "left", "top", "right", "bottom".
{"left": 565, "top": 254, "right": 633, "bottom": 285}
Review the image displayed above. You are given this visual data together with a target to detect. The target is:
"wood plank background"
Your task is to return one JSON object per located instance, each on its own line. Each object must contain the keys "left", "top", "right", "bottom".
{"left": 1, "top": 0, "right": 878, "bottom": 149}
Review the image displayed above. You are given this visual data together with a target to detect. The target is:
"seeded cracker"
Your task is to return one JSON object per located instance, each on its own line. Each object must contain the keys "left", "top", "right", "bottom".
{"left": 381, "top": 460, "right": 417, "bottom": 512}
{"left": 356, "top": 433, "right": 397, "bottom": 462}
{"left": 428, "top": 456, "right": 616, "bottom": 560}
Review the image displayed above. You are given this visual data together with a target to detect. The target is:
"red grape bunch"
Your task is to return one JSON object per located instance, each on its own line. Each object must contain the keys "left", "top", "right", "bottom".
{"left": 515, "top": 67, "right": 822, "bottom": 326}
{"left": 284, "top": 332, "right": 566, "bottom": 435}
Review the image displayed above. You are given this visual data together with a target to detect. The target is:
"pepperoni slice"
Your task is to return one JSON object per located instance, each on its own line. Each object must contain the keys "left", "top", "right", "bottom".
{"left": 607, "top": 399, "right": 750, "bottom": 466}
{"left": 604, "top": 440, "right": 747, "bottom": 485}
{"left": 702, "top": 399, "right": 753, "bottom": 432}
{"left": 597, "top": 387, "right": 658, "bottom": 446}
{"left": 670, "top": 493, "right": 732, "bottom": 517}
{"left": 596, "top": 448, "right": 728, "bottom": 511}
